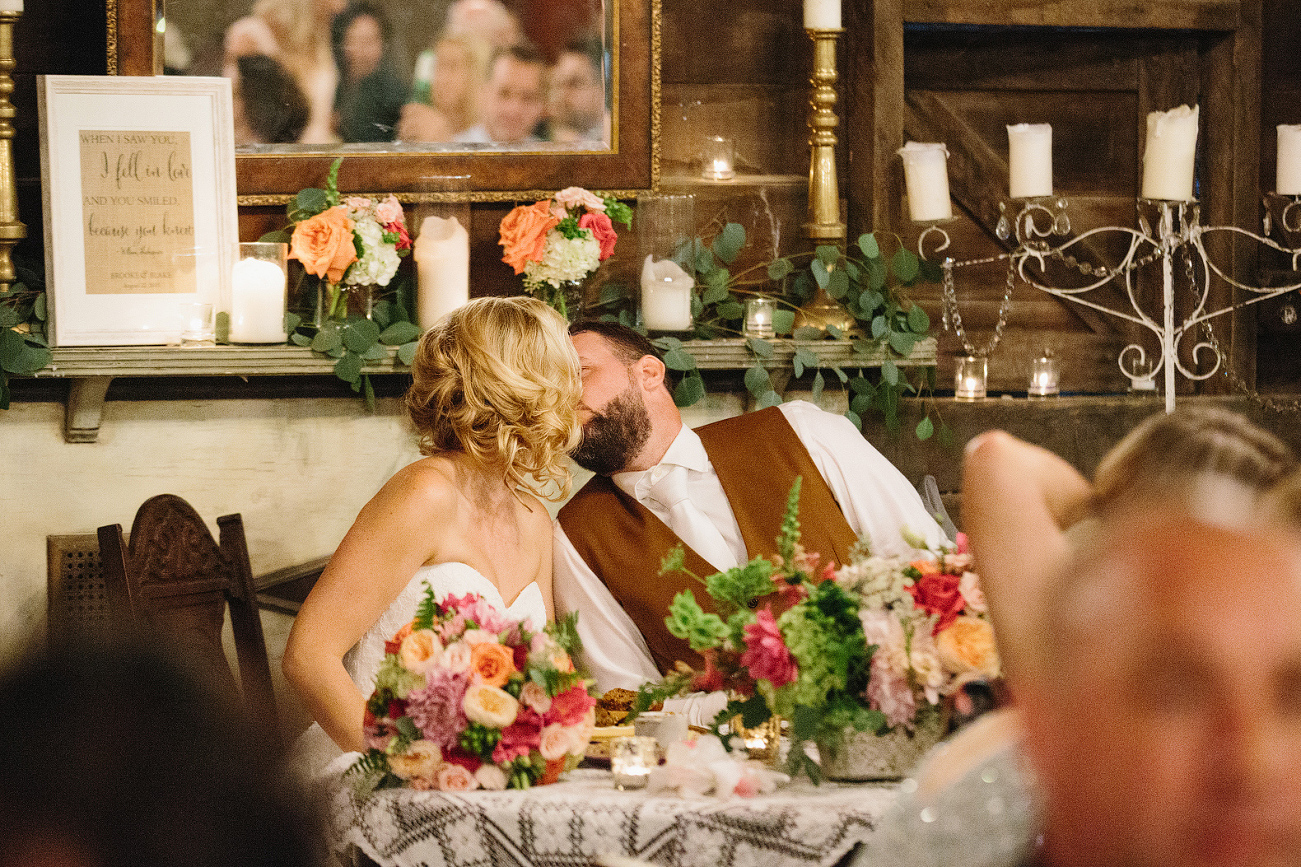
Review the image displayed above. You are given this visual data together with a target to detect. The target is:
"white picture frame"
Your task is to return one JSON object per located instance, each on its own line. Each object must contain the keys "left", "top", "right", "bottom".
{"left": 38, "top": 75, "right": 238, "bottom": 346}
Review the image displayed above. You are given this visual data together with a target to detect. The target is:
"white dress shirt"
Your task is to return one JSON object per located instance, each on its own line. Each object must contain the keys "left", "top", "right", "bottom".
{"left": 554, "top": 401, "right": 948, "bottom": 702}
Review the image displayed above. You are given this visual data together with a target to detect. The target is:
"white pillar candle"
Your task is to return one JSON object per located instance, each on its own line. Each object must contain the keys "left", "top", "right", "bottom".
{"left": 1141, "top": 104, "right": 1199, "bottom": 201}
{"left": 229, "top": 257, "right": 287, "bottom": 343}
{"left": 0, "top": 0, "right": 22, "bottom": 13}
{"left": 640, "top": 254, "right": 693, "bottom": 331}
{"left": 898, "top": 142, "right": 952, "bottom": 222}
{"left": 1007, "top": 123, "right": 1053, "bottom": 199}
{"left": 414, "top": 215, "right": 470, "bottom": 329}
{"left": 1278, "top": 125, "right": 1301, "bottom": 196}
{"left": 803, "top": 0, "right": 840, "bottom": 29}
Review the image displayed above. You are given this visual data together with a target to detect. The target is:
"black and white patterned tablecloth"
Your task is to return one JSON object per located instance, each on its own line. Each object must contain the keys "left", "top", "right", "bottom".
{"left": 328, "top": 770, "right": 898, "bottom": 867}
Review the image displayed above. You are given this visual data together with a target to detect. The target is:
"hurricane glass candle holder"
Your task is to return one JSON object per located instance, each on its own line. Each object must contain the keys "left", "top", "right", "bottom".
{"left": 744, "top": 297, "right": 776, "bottom": 338}
{"left": 701, "top": 135, "right": 735, "bottom": 181}
{"left": 611, "top": 735, "right": 658, "bottom": 790}
{"left": 955, "top": 355, "right": 987, "bottom": 400}
{"left": 1028, "top": 354, "right": 1059, "bottom": 397}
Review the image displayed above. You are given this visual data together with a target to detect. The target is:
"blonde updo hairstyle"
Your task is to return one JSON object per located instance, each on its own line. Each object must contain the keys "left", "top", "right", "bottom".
{"left": 405, "top": 296, "right": 581, "bottom": 500}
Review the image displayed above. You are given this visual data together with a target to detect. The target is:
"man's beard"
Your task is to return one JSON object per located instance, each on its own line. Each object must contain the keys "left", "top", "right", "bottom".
{"left": 570, "top": 385, "right": 652, "bottom": 476}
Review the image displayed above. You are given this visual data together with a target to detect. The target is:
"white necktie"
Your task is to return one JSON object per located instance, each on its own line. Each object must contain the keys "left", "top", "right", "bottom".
{"left": 647, "top": 464, "right": 739, "bottom": 572}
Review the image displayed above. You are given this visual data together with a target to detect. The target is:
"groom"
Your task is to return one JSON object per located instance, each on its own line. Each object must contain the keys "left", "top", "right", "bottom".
{"left": 554, "top": 322, "right": 945, "bottom": 693}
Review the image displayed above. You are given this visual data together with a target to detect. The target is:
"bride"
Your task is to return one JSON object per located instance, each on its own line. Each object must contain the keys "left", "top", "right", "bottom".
{"left": 282, "top": 296, "right": 581, "bottom": 758}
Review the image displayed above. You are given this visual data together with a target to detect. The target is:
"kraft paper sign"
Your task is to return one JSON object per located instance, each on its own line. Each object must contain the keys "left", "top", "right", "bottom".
{"left": 38, "top": 76, "right": 237, "bottom": 346}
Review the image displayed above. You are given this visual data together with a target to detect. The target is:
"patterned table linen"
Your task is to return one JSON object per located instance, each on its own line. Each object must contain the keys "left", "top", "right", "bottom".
{"left": 329, "top": 770, "right": 899, "bottom": 867}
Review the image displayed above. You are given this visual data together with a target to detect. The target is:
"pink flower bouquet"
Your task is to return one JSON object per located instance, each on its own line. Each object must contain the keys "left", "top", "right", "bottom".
{"left": 498, "top": 187, "right": 632, "bottom": 319}
{"left": 348, "top": 586, "right": 596, "bottom": 793}
{"left": 645, "top": 478, "right": 1000, "bottom": 782}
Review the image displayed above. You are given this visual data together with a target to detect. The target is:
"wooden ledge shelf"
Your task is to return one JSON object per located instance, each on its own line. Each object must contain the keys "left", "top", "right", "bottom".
{"left": 33, "top": 338, "right": 936, "bottom": 443}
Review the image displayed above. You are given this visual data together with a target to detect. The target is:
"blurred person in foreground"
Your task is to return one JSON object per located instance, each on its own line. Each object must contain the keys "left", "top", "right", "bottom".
{"left": 0, "top": 640, "right": 319, "bottom": 867}
{"left": 856, "top": 407, "right": 1300, "bottom": 867}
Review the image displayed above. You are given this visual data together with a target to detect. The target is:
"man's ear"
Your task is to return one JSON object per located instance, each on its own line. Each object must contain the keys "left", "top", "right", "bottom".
{"left": 632, "top": 354, "right": 668, "bottom": 393}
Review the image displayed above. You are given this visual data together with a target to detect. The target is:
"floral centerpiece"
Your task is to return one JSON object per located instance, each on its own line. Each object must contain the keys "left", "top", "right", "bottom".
{"left": 348, "top": 585, "right": 597, "bottom": 793}
{"left": 286, "top": 157, "right": 411, "bottom": 324}
{"left": 638, "top": 478, "right": 1000, "bottom": 782}
{"left": 498, "top": 187, "right": 632, "bottom": 321}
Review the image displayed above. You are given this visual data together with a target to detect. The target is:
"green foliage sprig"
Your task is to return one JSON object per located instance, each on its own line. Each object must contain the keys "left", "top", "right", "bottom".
{"left": 0, "top": 260, "right": 51, "bottom": 410}
{"left": 640, "top": 223, "right": 946, "bottom": 440}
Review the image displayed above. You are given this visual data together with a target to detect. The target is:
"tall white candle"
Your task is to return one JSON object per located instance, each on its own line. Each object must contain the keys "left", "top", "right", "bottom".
{"left": 1141, "top": 104, "right": 1199, "bottom": 201}
{"left": 414, "top": 215, "right": 470, "bottom": 328}
{"left": 0, "top": 0, "right": 22, "bottom": 13}
{"left": 1278, "top": 125, "right": 1301, "bottom": 196}
{"left": 897, "top": 142, "right": 952, "bottom": 222}
{"left": 803, "top": 0, "right": 840, "bottom": 29}
{"left": 229, "top": 257, "right": 288, "bottom": 343}
{"left": 1007, "top": 123, "right": 1053, "bottom": 199}
{"left": 640, "top": 255, "right": 693, "bottom": 331}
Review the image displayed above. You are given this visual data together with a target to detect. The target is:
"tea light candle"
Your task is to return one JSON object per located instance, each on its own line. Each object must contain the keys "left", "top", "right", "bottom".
{"left": 803, "top": 0, "right": 840, "bottom": 29}
{"left": 955, "top": 355, "right": 987, "bottom": 400}
{"left": 611, "top": 736, "right": 658, "bottom": 790}
{"left": 701, "top": 135, "right": 735, "bottom": 181}
{"left": 229, "top": 249, "right": 288, "bottom": 343}
{"left": 1141, "top": 104, "right": 1199, "bottom": 201}
{"left": 1278, "top": 125, "right": 1301, "bottom": 196}
{"left": 641, "top": 254, "right": 693, "bottom": 332}
{"left": 1007, "top": 123, "right": 1053, "bottom": 199}
{"left": 179, "top": 302, "right": 214, "bottom": 346}
{"left": 744, "top": 297, "right": 776, "bottom": 338}
{"left": 414, "top": 215, "right": 470, "bottom": 328}
{"left": 898, "top": 142, "right": 953, "bottom": 222}
{"left": 1028, "top": 354, "right": 1059, "bottom": 396}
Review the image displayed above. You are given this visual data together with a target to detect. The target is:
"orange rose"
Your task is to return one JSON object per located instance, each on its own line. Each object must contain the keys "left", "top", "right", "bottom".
{"left": 498, "top": 201, "right": 559, "bottom": 274}
{"left": 470, "top": 641, "right": 517, "bottom": 687}
{"left": 290, "top": 205, "right": 358, "bottom": 283}
{"left": 935, "top": 615, "right": 1001, "bottom": 679}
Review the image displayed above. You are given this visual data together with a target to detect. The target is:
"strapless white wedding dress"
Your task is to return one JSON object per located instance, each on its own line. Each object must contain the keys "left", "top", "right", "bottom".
{"left": 290, "top": 561, "right": 546, "bottom": 778}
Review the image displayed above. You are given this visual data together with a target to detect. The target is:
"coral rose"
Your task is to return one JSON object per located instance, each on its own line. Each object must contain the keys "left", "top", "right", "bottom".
{"left": 499, "top": 201, "right": 559, "bottom": 274}
{"left": 578, "top": 211, "right": 617, "bottom": 260}
{"left": 290, "top": 205, "right": 358, "bottom": 283}
{"left": 470, "top": 641, "right": 517, "bottom": 687}
{"left": 935, "top": 615, "right": 1001, "bottom": 679}
{"left": 399, "top": 629, "right": 444, "bottom": 674}
{"left": 463, "top": 683, "right": 519, "bottom": 728}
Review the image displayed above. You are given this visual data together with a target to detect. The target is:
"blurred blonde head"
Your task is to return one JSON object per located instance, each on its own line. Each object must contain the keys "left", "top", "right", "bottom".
{"left": 1091, "top": 406, "right": 1295, "bottom": 525}
{"left": 406, "top": 296, "right": 581, "bottom": 500}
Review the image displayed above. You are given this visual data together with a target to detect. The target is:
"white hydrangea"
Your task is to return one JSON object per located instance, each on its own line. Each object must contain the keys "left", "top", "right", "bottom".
{"left": 834, "top": 554, "right": 914, "bottom": 613}
{"left": 346, "top": 215, "right": 401, "bottom": 287}
{"left": 523, "top": 229, "right": 601, "bottom": 289}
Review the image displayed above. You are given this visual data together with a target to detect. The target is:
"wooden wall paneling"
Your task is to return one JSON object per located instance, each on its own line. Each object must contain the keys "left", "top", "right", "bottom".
{"left": 845, "top": 0, "right": 904, "bottom": 236}
{"left": 902, "top": 0, "right": 1240, "bottom": 31}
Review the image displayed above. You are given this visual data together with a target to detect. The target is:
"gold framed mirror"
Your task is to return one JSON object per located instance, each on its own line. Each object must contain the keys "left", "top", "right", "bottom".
{"left": 109, "top": 0, "right": 659, "bottom": 202}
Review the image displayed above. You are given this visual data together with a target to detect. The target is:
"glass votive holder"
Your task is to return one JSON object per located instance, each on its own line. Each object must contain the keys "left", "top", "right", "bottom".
{"left": 955, "top": 355, "right": 987, "bottom": 400}
{"left": 1028, "top": 354, "right": 1059, "bottom": 397}
{"left": 731, "top": 713, "right": 781, "bottom": 766}
{"left": 701, "top": 135, "right": 735, "bottom": 181}
{"left": 178, "top": 301, "right": 215, "bottom": 347}
{"left": 229, "top": 242, "right": 289, "bottom": 344}
{"left": 611, "top": 735, "right": 658, "bottom": 790}
{"left": 1128, "top": 356, "right": 1157, "bottom": 392}
{"left": 744, "top": 297, "right": 776, "bottom": 338}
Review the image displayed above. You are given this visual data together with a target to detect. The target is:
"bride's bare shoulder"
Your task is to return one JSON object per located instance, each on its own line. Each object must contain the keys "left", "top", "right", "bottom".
{"left": 369, "top": 456, "right": 460, "bottom": 515}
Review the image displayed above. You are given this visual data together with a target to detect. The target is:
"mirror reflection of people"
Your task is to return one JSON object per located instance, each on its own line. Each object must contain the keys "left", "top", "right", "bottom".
{"left": 232, "top": 54, "right": 311, "bottom": 146}
{"left": 397, "top": 33, "right": 491, "bottom": 143}
{"left": 546, "top": 36, "right": 609, "bottom": 145}
{"left": 454, "top": 44, "right": 548, "bottom": 145}
{"left": 223, "top": 0, "right": 345, "bottom": 144}
{"left": 408, "top": 0, "right": 522, "bottom": 106}
{"left": 330, "top": 1, "right": 407, "bottom": 143}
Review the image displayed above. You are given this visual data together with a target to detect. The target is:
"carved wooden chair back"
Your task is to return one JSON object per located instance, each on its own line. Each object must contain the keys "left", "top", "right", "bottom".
{"left": 97, "top": 494, "right": 281, "bottom": 748}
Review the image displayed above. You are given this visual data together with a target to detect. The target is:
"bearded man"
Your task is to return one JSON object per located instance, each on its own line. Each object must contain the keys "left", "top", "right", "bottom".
{"left": 554, "top": 322, "right": 944, "bottom": 694}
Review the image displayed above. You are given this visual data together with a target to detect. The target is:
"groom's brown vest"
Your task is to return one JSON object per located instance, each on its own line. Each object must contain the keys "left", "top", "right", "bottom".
{"left": 558, "top": 406, "right": 858, "bottom": 674}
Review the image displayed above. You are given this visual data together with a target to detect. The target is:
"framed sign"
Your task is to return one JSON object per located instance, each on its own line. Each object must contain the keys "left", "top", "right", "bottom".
{"left": 38, "top": 75, "right": 238, "bottom": 346}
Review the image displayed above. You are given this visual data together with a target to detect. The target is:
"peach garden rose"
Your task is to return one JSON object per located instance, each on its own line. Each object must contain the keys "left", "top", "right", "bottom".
{"left": 289, "top": 205, "right": 358, "bottom": 284}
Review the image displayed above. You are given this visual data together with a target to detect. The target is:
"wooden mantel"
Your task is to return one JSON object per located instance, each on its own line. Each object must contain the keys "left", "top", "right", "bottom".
{"left": 32, "top": 338, "right": 938, "bottom": 443}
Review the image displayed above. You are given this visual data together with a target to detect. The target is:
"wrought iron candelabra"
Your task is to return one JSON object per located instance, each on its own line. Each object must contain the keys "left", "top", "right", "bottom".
{"left": 920, "top": 195, "right": 1301, "bottom": 412}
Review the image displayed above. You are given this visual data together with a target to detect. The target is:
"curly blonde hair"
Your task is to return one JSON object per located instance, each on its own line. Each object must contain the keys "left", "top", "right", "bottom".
{"left": 406, "top": 296, "right": 581, "bottom": 500}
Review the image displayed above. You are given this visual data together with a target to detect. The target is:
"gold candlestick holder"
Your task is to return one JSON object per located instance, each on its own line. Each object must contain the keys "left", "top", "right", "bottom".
{"left": 796, "top": 26, "right": 855, "bottom": 335}
{"left": 0, "top": 9, "right": 26, "bottom": 290}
